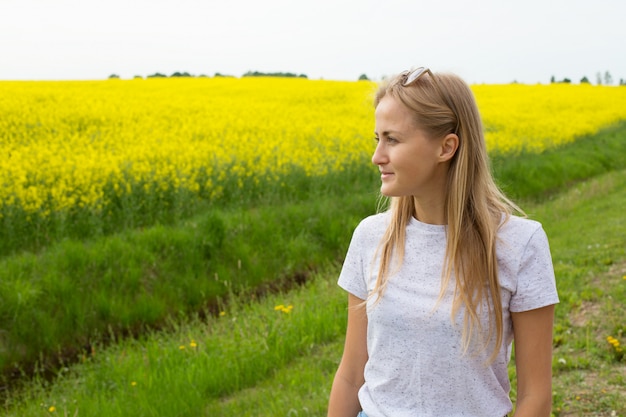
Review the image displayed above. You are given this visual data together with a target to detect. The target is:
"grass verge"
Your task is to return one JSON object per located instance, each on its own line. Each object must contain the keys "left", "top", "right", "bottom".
{"left": 1, "top": 265, "right": 348, "bottom": 416}
{"left": 492, "top": 120, "right": 626, "bottom": 201}
{"left": 0, "top": 189, "right": 375, "bottom": 382}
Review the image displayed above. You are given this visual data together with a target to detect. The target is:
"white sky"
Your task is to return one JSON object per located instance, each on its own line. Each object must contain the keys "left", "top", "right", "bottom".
{"left": 1, "top": 0, "right": 624, "bottom": 84}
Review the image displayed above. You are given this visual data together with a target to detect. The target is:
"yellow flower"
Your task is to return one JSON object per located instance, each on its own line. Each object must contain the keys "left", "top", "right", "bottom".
{"left": 219, "top": 311, "right": 226, "bottom": 317}
{"left": 179, "top": 345, "right": 186, "bottom": 350}
{"left": 189, "top": 340, "right": 197, "bottom": 348}
{"left": 275, "top": 304, "right": 294, "bottom": 313}
{"left": 48, "top": 406, "right": 56, "bottom": 413}
{"left": 131, "top": 381, "right": 137, "bottom": 387}
{"left": 607, "top": 336, "right": 620, "bottom": 347}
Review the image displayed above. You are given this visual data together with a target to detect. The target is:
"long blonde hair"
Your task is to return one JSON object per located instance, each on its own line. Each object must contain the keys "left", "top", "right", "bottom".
{"left": 371, "top": 70, "right": 523, "bottom": 361}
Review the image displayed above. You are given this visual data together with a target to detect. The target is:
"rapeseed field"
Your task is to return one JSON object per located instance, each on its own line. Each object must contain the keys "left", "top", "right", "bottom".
{"left": 2, "top": 78, "right": 625, "bottom": 218}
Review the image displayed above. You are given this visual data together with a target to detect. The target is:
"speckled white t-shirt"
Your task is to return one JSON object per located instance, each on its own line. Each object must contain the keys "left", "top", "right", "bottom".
{"left": 338, "top": 212, "right": 559, "bottom": 417}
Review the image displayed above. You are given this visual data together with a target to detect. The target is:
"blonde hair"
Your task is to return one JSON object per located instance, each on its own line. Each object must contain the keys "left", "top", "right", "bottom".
{"left": 371, "top": 70, "right": 523, "bottom": 362}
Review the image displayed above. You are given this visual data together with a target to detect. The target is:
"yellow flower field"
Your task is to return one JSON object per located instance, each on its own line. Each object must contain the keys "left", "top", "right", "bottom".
{"left": 1, "top": 78, "right": 626, "bottom": 216}
{"left": 474, "top": 83, "right": 626, "bottom": 154}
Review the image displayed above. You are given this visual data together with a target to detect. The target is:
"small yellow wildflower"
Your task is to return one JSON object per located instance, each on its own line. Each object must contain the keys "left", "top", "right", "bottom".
{"left": 48, "top": 406, "right": 56, "bottom": 413}
{"left": 607, "top": 336, "right": 620, "bottom": 347}
{"left": 131, "top": 381, "right": 137, "bottom": 387}
{"left": 219, "top": 311, "right": 226, "bottom": 317}
{"left": 179, "top": 345, "right": 186, "bottom": 350}
{"left": 189, "top": 340, "right": 197, "bottom": 348}
{"left": 274, "top": 304, "right": 294, "bottom": 313}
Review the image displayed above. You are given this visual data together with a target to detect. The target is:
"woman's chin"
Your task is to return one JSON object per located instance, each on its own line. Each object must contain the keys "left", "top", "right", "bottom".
{"left": 379, "top": 186, "right": 399, "bottom": 197}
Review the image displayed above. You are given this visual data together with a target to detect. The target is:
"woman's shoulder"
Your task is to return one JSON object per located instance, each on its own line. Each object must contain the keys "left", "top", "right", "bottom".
{"left": 352, "top": 211, "right": 390, "bottom": 238}
{"left": 358, "top": 211, "right": 390, "bottom": 226}
{"left": 500, "top": 214, "right": 542, "bottom": 229}
{"left": 498, "top": 214, "right": 546, "bottom": 246}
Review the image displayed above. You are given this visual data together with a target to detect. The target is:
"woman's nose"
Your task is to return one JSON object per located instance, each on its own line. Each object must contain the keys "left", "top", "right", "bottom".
{"left": 371, "top": 141, "right": 387, "bottom": 166}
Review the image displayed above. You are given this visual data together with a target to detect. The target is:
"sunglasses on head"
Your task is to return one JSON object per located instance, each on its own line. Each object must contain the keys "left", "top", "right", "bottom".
{"left": 401, "top": 66, "right": 459, "bottom": 135}
{"left": 402, "top": 67, "right": 434, "bottom": 87}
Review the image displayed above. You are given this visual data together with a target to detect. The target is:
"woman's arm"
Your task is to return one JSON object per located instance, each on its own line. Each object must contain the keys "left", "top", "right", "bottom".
{"left": 328, "top": 293, "right": 368, "bottom": 417}
{"left": 511, "top": 304, "right": 555, "bottom": 417}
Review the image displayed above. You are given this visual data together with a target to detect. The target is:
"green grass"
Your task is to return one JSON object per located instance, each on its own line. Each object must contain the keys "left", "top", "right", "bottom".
{"left": 1, "top": 267, "right": 348, "bottom": 416}
{"left": 525, "top": 170, "right": 626, "bottom": 416}
{"left": 3, "top": 168, "right": 625, "bottom": 416}
{"left": 0, "top": 190, "right": 375, "bottom": 377}
{"left": 492, "top": 120, "right": 626, "bottom": 201}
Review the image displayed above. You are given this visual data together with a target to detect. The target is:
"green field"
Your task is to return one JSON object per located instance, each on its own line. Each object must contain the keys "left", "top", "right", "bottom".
{"left": 1, "top": 122, "right": 625, "bottom": 416}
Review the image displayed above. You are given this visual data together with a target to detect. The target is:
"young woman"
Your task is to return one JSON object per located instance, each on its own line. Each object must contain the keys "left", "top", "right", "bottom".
{"left": 327, "top": 67, "right": 559, "bottom": 417}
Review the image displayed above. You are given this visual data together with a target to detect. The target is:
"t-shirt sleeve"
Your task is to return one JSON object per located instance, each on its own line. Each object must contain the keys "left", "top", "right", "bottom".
{"left": 510, "top": 225, "right": 559, "bottom": 312}
{"left": 337, "top": 222, "right": 369, "bottom": 301}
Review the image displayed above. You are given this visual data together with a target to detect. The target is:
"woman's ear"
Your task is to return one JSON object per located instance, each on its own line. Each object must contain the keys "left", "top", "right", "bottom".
{"left": 439, "top": 133, "right": 459, "bottom": 162}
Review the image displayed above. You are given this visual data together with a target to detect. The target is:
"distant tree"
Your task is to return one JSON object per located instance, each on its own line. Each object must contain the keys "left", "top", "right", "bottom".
{"left": 148, "top": 72, "right": 167, "bottom": 78}
{"left": 133, "top": 75, "right": 143, "bottom": 79}
{"left": 580, "top": 76, "right": 590, "bottom": 84}
{"left": 550, "top": 75, "right": 572, "bottom": 84}
{"left": 620, "top": 78, "right": 625, "bottom": 86}
{"left": 108, "top": 74, "right": 120, "bottom": 79}
{"left": 596, "top": 72, "right": 603, "bottom": 85}
{"left": 358, "top": 73, "right": 370, "bottom": 81}
{"left": 171, "top": 71, "right": 192, "bottom": 77}
{"left": 604, "top": 71, "right": 613, "bottom": 85}
{"left": 243, "top": 71, "right": 308, "bottom": 79}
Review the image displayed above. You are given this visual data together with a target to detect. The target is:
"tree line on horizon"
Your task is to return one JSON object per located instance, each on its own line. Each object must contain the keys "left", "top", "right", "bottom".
{"left": 108, "top": 70, "right": 624, "bottom": 85}
{"left": 107, "top": 71, "right": 373, "bottom": 81}
{"left": 551, "top": 70, "right": 626, "bottom": 86}
{"left": 108, "top": 71, "right": 311, "bottom": 80}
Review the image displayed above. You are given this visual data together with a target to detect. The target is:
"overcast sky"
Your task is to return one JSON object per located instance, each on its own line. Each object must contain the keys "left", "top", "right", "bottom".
{"left": 1, "top": 0, "right": 624, "bottom": 84}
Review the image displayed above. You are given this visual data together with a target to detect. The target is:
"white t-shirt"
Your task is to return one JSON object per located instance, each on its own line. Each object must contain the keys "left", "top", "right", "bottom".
{"left": 338, "top": 212, "right": 559, "bottom": 417}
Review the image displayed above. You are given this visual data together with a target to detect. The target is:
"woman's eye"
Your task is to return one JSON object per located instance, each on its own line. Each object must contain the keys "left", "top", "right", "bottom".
{"left": 374, "top": 136, "right": 397, "bottom": 144}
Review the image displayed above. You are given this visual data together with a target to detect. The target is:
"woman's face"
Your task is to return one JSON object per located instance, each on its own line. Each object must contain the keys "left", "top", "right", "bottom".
{"left": 372, "top": 95, "right": 451, "bottom": 201}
